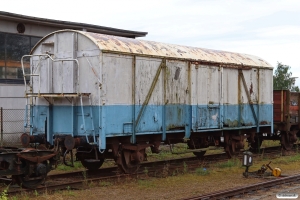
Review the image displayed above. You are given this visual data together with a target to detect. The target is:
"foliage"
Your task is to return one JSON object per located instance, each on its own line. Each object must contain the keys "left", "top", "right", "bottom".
{"left": 273, "top": 62, "right": 299, "bottom": 91}
{"left": 195, "top": 167, "right": 209, "bottom": 176}
{"left": 0, "top": 189, "right": 8, "bottom": 200}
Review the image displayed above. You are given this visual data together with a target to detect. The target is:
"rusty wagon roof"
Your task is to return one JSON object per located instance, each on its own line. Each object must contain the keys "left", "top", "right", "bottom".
{"left": 34, "top": 30, "right": 273, "bottom": 68}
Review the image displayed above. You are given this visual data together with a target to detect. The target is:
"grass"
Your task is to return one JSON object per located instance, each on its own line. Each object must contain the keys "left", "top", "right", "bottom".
{"left": 98, "top": 181, "right": 113, "bottom": 187}
{"left": 137, "top": 180, "right": 156, "bottom": 189}
{"left": 261, "top": 140, "right": 281, "bottom": 148}
{"left": 195, "top": 167, "right": 210, "bottom": 176}
{"left": 215, "top": 158, "right": 241, "bottom": 169}
{"left": 272, "top": 154, "right": 300, "bottom": 164}
{"left": 56, "top": 161, "right": 83, "bottom": 171}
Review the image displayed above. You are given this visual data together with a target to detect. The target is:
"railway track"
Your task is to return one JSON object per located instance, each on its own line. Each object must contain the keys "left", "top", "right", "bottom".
{"left": 1, "top": 145, "right": 288, "bottom": 196}
{"left": 184, "top": 174, "right": 300, "bottom": 200}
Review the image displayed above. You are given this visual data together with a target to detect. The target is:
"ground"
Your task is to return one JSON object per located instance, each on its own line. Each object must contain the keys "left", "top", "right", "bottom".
{"left": 8, "top": 151, "right": 300, "bottom": 200}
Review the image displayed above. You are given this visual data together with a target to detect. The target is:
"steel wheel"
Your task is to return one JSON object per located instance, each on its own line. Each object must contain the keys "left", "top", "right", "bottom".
{"left": 81, "top": 159, "right": 104, "bottom": 170}
{"left": 118, "top": 150, "right": 140, "bottom": 174}
{"left": 249, "top": 138, "right": 263, "bottom": 153}
{"left": 12, "top": 174, "right": 46, "bottom": 189}
{"left": 224, "top": 142, "right": 240, "bottom": 158}
{"left": 193, "top": 151, "right": 206, "bottom": 158}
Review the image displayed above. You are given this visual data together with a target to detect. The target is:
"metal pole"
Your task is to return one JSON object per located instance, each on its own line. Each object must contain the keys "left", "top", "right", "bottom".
{"left": 1, "top": 107, "right": 3, "bottom": 147}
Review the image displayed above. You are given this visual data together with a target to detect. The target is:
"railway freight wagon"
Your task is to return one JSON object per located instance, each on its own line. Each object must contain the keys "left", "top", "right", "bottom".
{"left": 273, "top": 90, "right": 299, "bottom": 151}
{"left": 20, "top": 30, "right": 274, "bottom": 174}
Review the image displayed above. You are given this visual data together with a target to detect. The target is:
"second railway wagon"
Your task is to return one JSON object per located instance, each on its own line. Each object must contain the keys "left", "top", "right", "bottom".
{"left": 21, "top": 29, "right": 274, "bottom": 173}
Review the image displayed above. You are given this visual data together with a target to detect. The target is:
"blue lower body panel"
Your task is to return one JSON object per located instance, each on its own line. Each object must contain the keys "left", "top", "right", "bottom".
{"left": 30, "top": 104, "right": 273, "bottom": 149}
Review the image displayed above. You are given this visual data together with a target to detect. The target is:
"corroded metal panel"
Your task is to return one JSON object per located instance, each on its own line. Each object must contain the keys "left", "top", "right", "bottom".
{"left": 274, "top": 90, "right": 299, "bottom": 123}
{"left": 273, "top": 90, "right": 286, "bottom": 123}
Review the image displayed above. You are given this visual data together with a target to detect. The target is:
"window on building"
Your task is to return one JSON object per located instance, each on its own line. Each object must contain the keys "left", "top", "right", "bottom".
{"left": 0, "top": 32, "right": 42, "bottom": 84}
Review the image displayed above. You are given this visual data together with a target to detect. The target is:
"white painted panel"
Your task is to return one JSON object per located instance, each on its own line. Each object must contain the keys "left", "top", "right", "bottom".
{"left": 52, "top": 32, "right": 77, "bottom": 93}
{"left": 74, "top": 56, "right": 102, "bottom": 105}
{"left": 195, "top": 65, "right": 221, "bottom": 105}
{"left": 223, "top": 68, "right": 238, "bottom": 104}
{"left": 250, "top": 68, "right": 259, "bottom": 103}
{"left": 165, "top": 60, "right": 189, "bottom": 104}
{"left": 62, "top": 61, "right": 75, "bottom": 93}
{"left": 240, "top": 69, "right": 259, "bottom": 104}
{"left": 52, "top": 61, "right": 63, "bottom": 93}
{"left": 102, "top": 53, "right": 132, "bottom": 105}
{"left": 56, "top": 32, "right": 73, "bottom": 53}
{"left": 195, "top": 65, "right": 208, "bottom": 105}
{"left": 207, "top": 66, "right": 220, "bottom": 104}
{"left": 135, "top": 57, "right": 163, "bottom": 105}
{"left": 259, "top": 69, "right": 273, "bottom": 104}
{"left": 39, "top": 58, "right": 49, "bottom": 93}
{"left": 76, "top": 33, "right": 101, "bottom": 105}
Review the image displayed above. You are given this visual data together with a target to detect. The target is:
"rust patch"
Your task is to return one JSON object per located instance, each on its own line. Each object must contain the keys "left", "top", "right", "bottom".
{"left": 80, "top": 31, "right": 273, "bottom": 68}
{"left": 17, "top": 152, "right": 57, "bottom": 163}
{"left": 249, "top": 83, "right": 253, "bottom": 94}
{"left": 174, "top": 67, "right": 181, "bottom": 80}
{"left": 260, "top": 121, "right": 268, "bottom": 125}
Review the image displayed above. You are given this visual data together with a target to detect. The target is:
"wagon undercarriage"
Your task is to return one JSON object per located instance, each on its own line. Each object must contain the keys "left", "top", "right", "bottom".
{"left": 0, "top": 147, "right": 59, "bottom": 188}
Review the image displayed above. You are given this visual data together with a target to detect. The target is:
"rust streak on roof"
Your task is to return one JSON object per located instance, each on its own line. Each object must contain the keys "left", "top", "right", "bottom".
{"left": 82, "top": 31, "right": 272, "bottom": 68}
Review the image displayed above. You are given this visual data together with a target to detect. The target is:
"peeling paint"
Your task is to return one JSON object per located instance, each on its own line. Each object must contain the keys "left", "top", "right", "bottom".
{"left": 211, "top": 113, "right": 218, "bottom": 121}
{"left": 33, "top": 30, "right": 273, "bottom": 69}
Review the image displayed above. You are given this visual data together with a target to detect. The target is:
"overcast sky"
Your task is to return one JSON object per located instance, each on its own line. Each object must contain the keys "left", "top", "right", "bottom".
{"left": 2, "top": 0, "right": 300, "bottom": 85}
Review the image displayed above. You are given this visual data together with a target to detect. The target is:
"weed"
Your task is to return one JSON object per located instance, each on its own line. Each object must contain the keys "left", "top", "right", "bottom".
{"left": 261, "top": 148, "right": 265, "bottom": 159}
{"left": 172, "top": 168, "right": 179, "bottom": 176}
{"left": 274, "top": 154, "right": 300, "bottom": 164}
{"left": 215, "top": 159, "right": 240, "bottom": 168}
{"left": 65, "top": 186, "right": 75, "bottom": 196}
{"left": 195, "top": 167, "right": 209, "bottom": 176}
{"left": 99, "top": 181, "right": 113, "bottom": 187}
{"left": 162, "top": 163, "right": 170, "bottom": 177}
{"left": 34, "top": 190, "right": 39, "bottom": 197}
{"left": 56, "top": 161, "right": 83, "bottom": 171}
{"left": 0, "top": 189, "right": 8, "bottom": 200}
{"left": 137, "top": 180, "right": 155, "bottom": 188}
{"left": 183, "top": 162, "right": 188, "bottom": 174}
{"left": 144, "top": 167, "right": 149, "bottom": 177}
{"left": 88, "top": 181, "right": 96, "bottom": 187}
{"left": 82, "top": 169, "right": 88, "bottom": 186}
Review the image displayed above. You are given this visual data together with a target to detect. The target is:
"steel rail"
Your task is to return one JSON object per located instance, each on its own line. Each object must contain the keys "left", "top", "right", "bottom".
{"left": 184, "top": 174, "right": 300, "bottom": 200}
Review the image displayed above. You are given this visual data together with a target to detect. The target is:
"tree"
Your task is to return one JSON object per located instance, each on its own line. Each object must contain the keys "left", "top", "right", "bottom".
{"left": 273, "top": 62, "right": 299, "bottom": 92}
